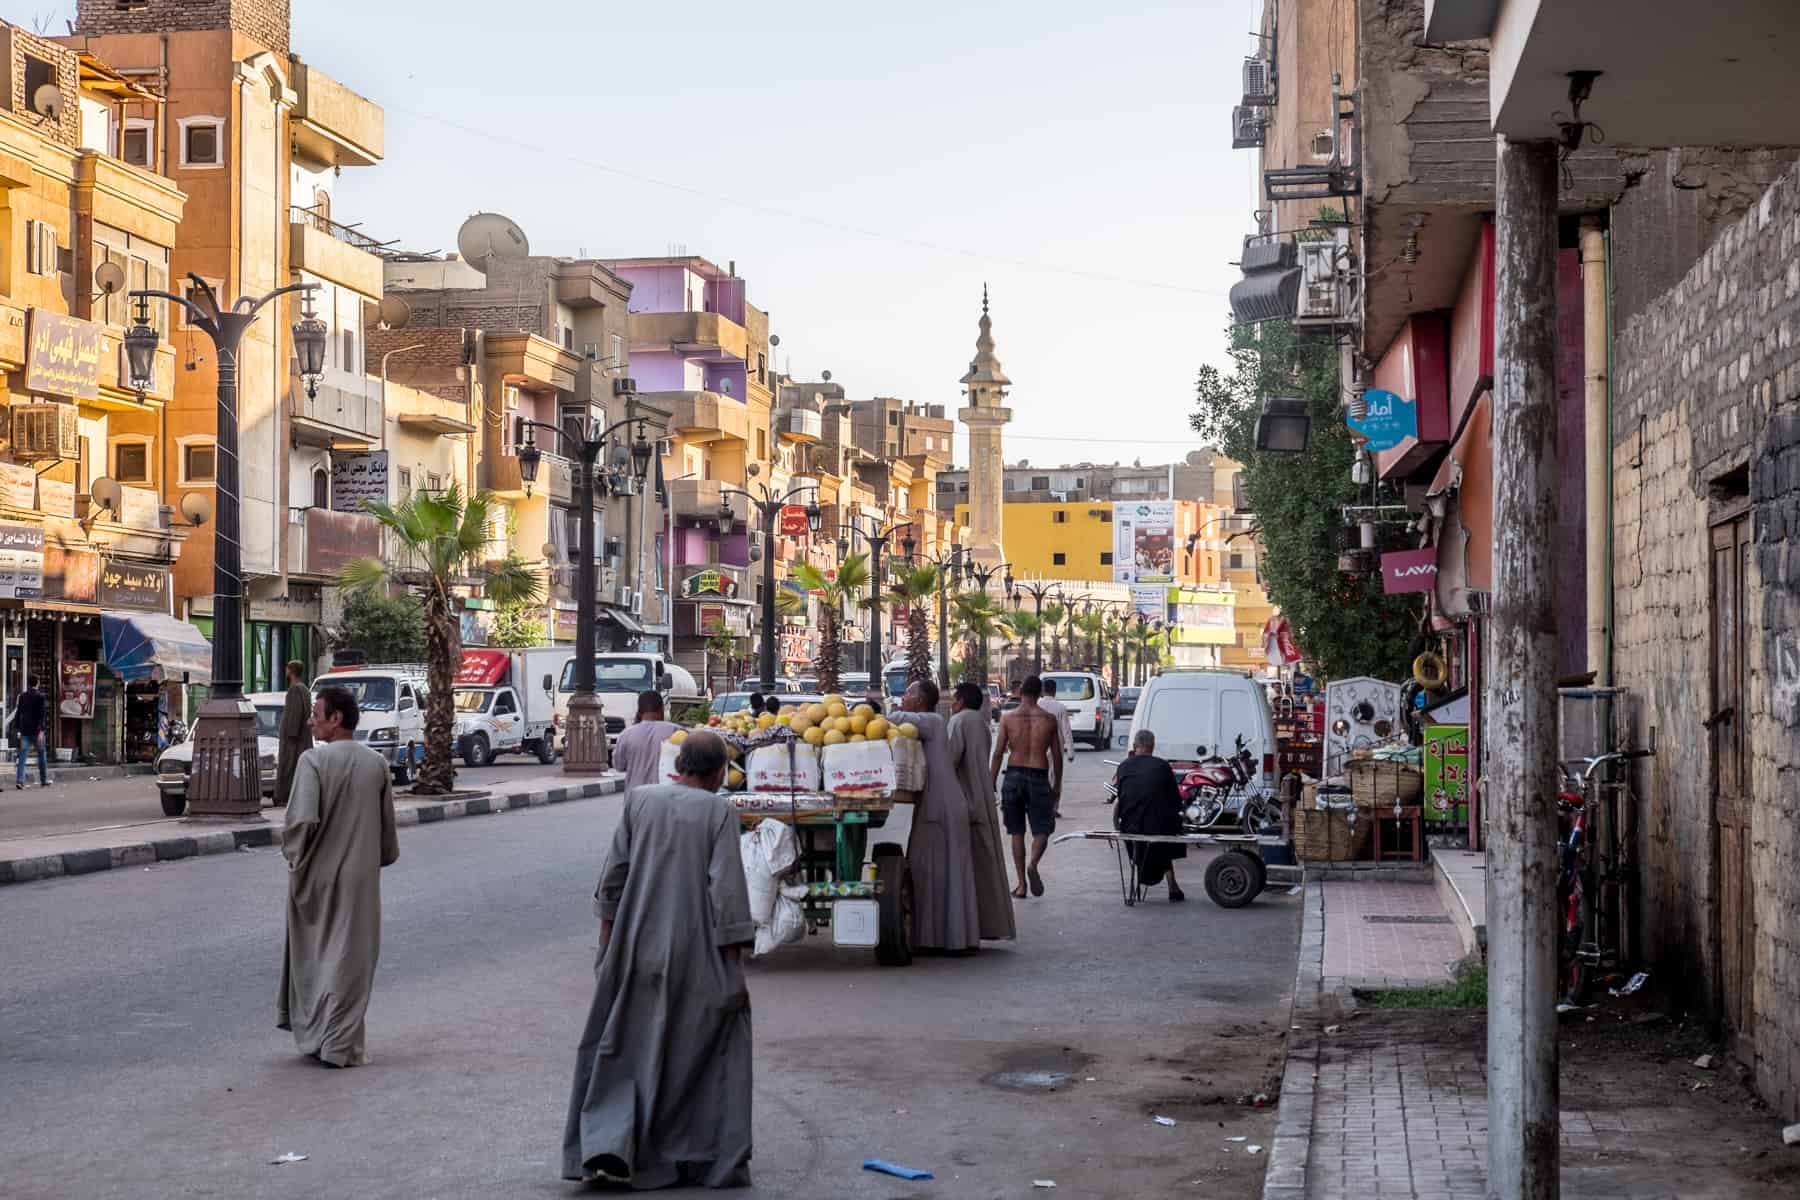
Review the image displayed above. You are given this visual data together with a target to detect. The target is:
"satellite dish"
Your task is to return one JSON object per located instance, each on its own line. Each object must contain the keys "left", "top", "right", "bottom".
{"left": 94, "top": 261, "right": 126, "bottom": 296}
{"left": 769, "top": 334, "right": 781, "bottom": 347}
{"left": 32, "top": 84, "right": 63, "bottom": 123}
{"left": 821, "top": 369, "right": 832, "bottom": 382}
{"left": 376, "top": 295, "right": 411, "bottom": 329}
{"left": 179, "top": 490, "right": 214, "bottom": 526}
{"left": 456, "top": 212, "right": 529, "bottom": 273}
{"left": 91, "top": 476, "right": 122, "bottom": 514}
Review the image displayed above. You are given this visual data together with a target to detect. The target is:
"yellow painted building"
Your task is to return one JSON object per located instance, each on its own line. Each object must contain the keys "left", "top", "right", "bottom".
{"left": 1211, "top": 456, "right": 1276, "bottom": 671}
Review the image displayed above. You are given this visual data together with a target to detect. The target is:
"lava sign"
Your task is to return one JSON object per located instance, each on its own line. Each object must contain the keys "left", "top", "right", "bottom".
{"left": 1345, "top": 387, "right": 1417, "bottom": 453}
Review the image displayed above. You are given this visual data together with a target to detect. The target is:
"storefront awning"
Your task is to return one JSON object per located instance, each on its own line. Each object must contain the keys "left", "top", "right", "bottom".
{"left": 599, "top": 607, "right": 647, "bottom": 635}
{"left": 100, "top": 612, "right": 213, "bottom": 684}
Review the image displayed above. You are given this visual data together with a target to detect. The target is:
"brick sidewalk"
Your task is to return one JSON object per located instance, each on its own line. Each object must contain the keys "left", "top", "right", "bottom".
{"left": 1321, "top": 879, "right": 1468, "bottom": 990}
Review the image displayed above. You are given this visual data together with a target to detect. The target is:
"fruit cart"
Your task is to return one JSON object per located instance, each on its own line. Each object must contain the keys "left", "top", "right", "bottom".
{"left": 686, "top": 696, "right": 926, "bottom": 966}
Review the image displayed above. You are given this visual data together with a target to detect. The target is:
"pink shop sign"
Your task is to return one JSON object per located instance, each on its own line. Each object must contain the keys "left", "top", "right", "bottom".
{"left": 1381, "top": 547, "right": 1439, "bottom": 594}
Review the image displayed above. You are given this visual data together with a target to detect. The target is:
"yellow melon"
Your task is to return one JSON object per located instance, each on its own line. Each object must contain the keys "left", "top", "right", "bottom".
{"left": 898, "top": 722, "right": 919, "bottom": 739}
{"left": 849, "top": 713, "right": 869, "bottom": 735}
{"left": 866, "top": 716, "right": 890, "bottom": 740}
{"left": 853, "top": 703, "right": 875, "bottom": 719}
{"left": 823, "top": 728, "right": 848, "bottom": 746}
{"left": 803, "top": 726, "right": 826, "bottom": 746}
{"left": 850, "top": 734, "right": 867, "bottom": 743}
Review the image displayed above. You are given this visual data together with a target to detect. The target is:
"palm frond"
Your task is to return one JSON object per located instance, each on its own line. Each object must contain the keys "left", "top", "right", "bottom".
{"left": 486, "top": 551, "right": 542, "bottom": 606}
{"left": 339, "top": 556, "right": 392, "bottom": 595}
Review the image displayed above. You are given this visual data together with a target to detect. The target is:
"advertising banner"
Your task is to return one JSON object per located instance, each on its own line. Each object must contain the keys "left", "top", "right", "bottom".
{"left": 58, "top": 660, "right": 96, "bottom": 720}
{"left": 0, "top": 523, "right": 44, "bottom": 599}
{"left": 1130, "top": 583, "right": 1166, "bottom": 619}
{"left": 778, "top": 505, "right": 810, "bottom": 537}
{"left": 26, "top": 310, "right": 103, "bottom": 400}
{"left": 99, "top": 559, "right": 171, "bottom": 611}
{"left": 1381, "top": 546, "right": 1439, "bottom": 594}
{"left": 1423, "top": 724, "right": 1471, "bottom": 823}
{"left": 0, "top": 461, "right": 36, "bottom": 511}
{"left": 1113, "top": 500, "right": 1175, "bottom": 583}
{"left": 1346, "top": 387, "right": 1418, "bottom": 453}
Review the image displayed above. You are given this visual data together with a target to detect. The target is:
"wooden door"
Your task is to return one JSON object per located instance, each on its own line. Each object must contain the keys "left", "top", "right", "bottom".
{"left": 1709, "top": 517, "right": 1754, "bottom": 1041}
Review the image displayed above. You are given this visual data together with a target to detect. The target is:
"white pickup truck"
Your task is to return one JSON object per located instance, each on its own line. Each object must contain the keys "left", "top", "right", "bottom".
{"left": 553, "top": 652, "right": 702, "bottom": 747}
{"left": 452, "top": 647, "right": 569, "bottom": 767}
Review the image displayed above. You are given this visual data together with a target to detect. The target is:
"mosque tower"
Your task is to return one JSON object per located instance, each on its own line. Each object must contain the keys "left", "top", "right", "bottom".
{"left": 958, "top": 286, "right": 1013, "bottom": 567}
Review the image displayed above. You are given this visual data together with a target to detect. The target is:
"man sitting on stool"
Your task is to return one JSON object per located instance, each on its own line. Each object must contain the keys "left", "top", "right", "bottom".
{"left": 1111, "top": 728, "right": 1186, "bottom": 902}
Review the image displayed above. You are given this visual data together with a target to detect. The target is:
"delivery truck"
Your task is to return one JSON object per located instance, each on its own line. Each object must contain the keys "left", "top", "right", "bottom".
{"left": 451, "top": 647, "right": 570, "bottom": 766}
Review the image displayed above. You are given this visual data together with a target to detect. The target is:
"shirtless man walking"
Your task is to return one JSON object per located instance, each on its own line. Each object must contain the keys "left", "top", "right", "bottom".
{"left": 990, "top": 675, "right": 1064, "bottom": 898}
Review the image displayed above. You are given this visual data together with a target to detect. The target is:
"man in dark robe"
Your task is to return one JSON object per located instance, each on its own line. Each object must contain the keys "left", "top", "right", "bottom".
{"left": 275, "top": 659, "right": 311, "bottom": 808}
{"left": 1112, "top": 728, "right": 1186, "bottom": 901}
{"left": 562, "top": 730, "right": 755, "bottom": 1189}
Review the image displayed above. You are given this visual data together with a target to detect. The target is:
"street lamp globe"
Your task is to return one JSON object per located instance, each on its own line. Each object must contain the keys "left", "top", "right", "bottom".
{"left": 805, "top": 500, "right": 824, "bottom": 534}
{"left": 292, "top": 296, "right": 329, "bottom": 399}
{"left": 717, "top": 498, "right": 737, "bottom": 536}
{"left": 901, "top": 531, "right": 916, "bottom": 561}
{"left": 629, "top": 423, "right": 655, "bottom": 485}
{"left": 514, "top": 425, "right": 542, "bottom": 495}
{"left": 122, "top": 301, "right": 160, "bottom": 397}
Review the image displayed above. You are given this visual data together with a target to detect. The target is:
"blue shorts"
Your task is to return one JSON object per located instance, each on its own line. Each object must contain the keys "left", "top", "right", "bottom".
{"left": 1002, "top": 767, "right": 1056, "bottom": 837}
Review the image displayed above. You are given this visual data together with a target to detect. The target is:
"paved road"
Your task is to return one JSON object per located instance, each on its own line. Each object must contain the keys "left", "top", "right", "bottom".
{"left": 0, "top": 759, "right": 571, "bottom": 842}
{"left": 0, "top": 750, "right": 1299, "bottom": 1198}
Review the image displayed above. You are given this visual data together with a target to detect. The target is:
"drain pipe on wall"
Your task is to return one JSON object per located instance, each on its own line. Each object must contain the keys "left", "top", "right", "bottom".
{"left": 1580, "top": 216, "right": 1611, "bottom": 686}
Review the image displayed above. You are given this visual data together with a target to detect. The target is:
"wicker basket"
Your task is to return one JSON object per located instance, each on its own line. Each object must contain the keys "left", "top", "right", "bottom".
{"left": 1293, "top": 803, "right": 1371, "bottom": 862}
{"left": 1348, "top": 759, "right": 1424, "bottom": 807}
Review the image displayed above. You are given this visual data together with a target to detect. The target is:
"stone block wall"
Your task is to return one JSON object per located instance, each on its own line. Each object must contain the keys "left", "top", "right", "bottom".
{"left": 76, "top": 0, "right": 290, "bottom": 57}
{"left": 1612, "top": 160, "right": 1800, "bottom": 1121}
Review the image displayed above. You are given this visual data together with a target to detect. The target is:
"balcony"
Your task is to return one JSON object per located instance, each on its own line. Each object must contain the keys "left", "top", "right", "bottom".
{"left": 775, "top": 405, "right": 822, "bottom": 444}
{"left": 487, "top": 450, "right": 572, "bottom": 503}
{"left": 554, "top": 262, "right": 623, "bottom": 309}
{"left": 290, "top": 375, "right": 382, "bottom": 447}
{"left": 666, "top": 391, "right": 750, "bottom": 444}
{"left": 393, "top": 388, "right": 477, "bottom": 436}
{"left": 302, "top": 508, "right": 382, "bottom": 579}
{"left": 289, "top": 208, "right": 385, "bottom": 296}
{"left": 290, "top": 60, "right": 384, "bottom": 168}
{"left": 667, "top": 477, "right": 750, "bottom": 527}
{"left": 630, "top": 311, "right": 748, "bottom": 362}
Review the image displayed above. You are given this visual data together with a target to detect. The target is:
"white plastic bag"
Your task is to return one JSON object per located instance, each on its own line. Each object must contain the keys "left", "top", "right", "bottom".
{"left": 821, "top": 740, "right": 898, "bottom": 794}
{"left": 746, "top": 742, "right": 821, "bottom": 792}
{"left": 740, "top": 818, "right": 799, "bottom": 933}
{"left": 657, "top": 739, "right": 683, "bottom": 785}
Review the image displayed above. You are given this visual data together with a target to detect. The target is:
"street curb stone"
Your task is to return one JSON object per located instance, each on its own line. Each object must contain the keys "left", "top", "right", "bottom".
{"left": 0, "top": 776, "right": 621, "bottom": 888}
{"left": 1262, "top": 874, "right": 1325, "bottom": 1200}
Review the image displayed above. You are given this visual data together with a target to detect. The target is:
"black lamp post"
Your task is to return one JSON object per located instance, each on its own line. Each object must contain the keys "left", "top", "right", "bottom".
{"left": 1008, "top": 576, "right": 1057, "bottom": 675}
{"left": 909, "top": 542, "right": 963, "bottom": 691}
{"left": 124, "top": 275, "right": 325, "bottom": 819}
{"left": 719, "top": 482, "right": 822, "bottom": 690}
{"left": 847, "top": 516, "right": 911, "bottom": 674}
{"left": 513, "top": 408, "right": 655, "bottom": 773}
{"left": 961, "top": 559, "right": 1009, "bottom": 684}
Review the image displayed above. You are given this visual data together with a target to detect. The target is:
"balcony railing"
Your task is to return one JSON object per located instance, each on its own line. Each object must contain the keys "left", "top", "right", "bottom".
{"left": 291, "top": 205, "right": 396, "bottom": 257}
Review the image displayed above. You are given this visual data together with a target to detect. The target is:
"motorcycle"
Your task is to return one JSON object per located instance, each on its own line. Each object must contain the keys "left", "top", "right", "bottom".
{"left": 1104, "top": 735, "right": 1278, "bottom": 834}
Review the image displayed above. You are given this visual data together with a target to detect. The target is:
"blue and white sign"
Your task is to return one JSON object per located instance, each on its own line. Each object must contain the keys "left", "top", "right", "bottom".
{"left": 1346, "top": 388, "right": 1417, "bottom": 453}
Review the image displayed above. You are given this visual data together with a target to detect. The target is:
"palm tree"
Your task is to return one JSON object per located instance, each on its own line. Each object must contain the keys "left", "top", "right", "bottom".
{"left": 1039, "top": 601, "right": 1066, "bottom": 671}
{"left": 792, "top": 552, "right": 868, "bottom": 695}
{"left": 1102, "top": 616, "right": 1124, "bottom": 683}
{"left": 953, "top": 589, "right": 1006, "bottom": 684}
{"left": 341, "top": 485, "right": 539, "bottom": 795}
{"left": 1002, "top": 609, "right": 1043, "bottom": 677}
{"left": 1074, "top": 610, "right": 1105, "bottom": 669}
{"left": 887, "top": 565, "right": 939, "bottom": 685}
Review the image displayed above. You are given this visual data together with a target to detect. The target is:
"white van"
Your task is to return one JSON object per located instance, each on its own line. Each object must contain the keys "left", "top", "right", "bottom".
{"left": 1132, "top": 669, "right": 1279, "bottom": 793}
{"left": 1039, "top": 671, "right": 1114, "bottom": 750}
{"left": 321, "top": 665, "right": 428, "bottom": 783}
{"left": 553, "top": 652, "right": 702, "bottom": 744}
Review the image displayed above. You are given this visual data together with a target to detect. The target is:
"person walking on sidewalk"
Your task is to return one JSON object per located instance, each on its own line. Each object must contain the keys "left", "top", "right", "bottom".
{"left": 1038, "top": 677, "right": 1075, "bottom": 817}
{"left": 991, "top": 674, "right": 1064, "bottom": 898}
{"left": 611, "top": 690, "right": 679, "bottom": 793}
{"left": 278, "top": 685, "right": 399, "bottom": 1069}
{"left": 274, "top": 660, "right": 311, "bottom": 809}
{"left": 562, "top": 730, "right": 754, "bottom": 1189}
{"left": 947, "top": 681, "right": 1015, "bottom": 941}
{"left": 13, "top": 675, "right": 48, "bottom": 790}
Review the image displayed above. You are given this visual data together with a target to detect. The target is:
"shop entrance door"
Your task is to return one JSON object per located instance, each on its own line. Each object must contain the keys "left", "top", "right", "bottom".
{"left": 1708, "top": 516, "right": 1753, "bottom": 1049}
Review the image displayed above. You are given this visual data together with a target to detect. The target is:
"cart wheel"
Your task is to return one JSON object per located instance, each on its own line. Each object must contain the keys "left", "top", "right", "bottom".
{"left": 1204, "top": 851, "right": 1262, "bottom": 909}
{"left": 1244, "top": 852, "right": 1267, "bottom": 898}
{"left": 875, "top": 851, "right": 914, "bottom": 967}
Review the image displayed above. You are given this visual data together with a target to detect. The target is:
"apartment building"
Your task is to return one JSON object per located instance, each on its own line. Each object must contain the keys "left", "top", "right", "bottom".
{"left": 0, "top": 22, "right": 193, "bottom": 764}
{"left": 851, "top": 396, "right": 954, "bottom": 465}
{"left": 69, "top": 0, "right": 386, "bottom": 694}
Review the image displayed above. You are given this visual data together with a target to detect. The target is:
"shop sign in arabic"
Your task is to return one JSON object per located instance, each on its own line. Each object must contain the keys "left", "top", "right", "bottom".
{"left": 46, "top": 545, "right": 99, "bottom": 603}
{"left": 58, "top": 660, "right": 96, "bottom": 720}
{"left": 1423, "top": 724, "right": 1470, "bottom": 824}
{"left": 37, "top": 477, "right": 74, "bottom": 518}
{"left": 26, "top": 310, "right": 103, "bottom": 400}
{"left": 99, "top": 559, "right": 171, "bottom": 611}
{"left": 119, "top": 485, "right": 160, "bottom": 530}
{"left": 0, "top": 522, "right": 44, "bottom": 598}
{"left": 330, "top": 451, "right": 389, "bottom": 512}
{"left": 681, "top": 569, "right": 739, "bottom": 599}
{"left": 0, "top": 461, "right": 35, "bottom": 511}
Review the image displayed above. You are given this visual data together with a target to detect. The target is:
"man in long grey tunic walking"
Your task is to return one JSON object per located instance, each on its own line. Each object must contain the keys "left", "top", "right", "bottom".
{"left": 899, "top": 680, "right": 982, "bottom": 953}
{"left": 562, "top": 730, "right": 756, "bottom": 1189}
{"left": 278, "top": 685, "right": 399, "bottom": 1068}
{"left": 947, "top": 681, "right": 1015, "bottom": 941}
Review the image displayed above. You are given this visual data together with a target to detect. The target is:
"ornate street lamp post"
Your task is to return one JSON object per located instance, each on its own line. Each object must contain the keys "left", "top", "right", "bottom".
{"left": 848, "top": 516, "right": 912, "bottom": 674}
{"left": 908, "top": 542, "right": 964, "bottom": 692}
{"left": 124, "top": 276, "right": 326, "bottom": 818}
{"left": 1008, "top": 576, "right": 1057, "bottom": 676}
{"left": 514, "top": 410, "right": 656, "bottom": 773}
{"left": 962, "top": 559, "right": 1010, "bottom": 684}
{"left": 718, "top": 483, "right": 822, "bottom": 690}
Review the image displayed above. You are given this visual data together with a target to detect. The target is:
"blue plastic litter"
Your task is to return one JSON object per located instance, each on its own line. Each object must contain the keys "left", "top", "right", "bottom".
{"left": 863, "top": 1159, "right": 933, "bottom": 1181}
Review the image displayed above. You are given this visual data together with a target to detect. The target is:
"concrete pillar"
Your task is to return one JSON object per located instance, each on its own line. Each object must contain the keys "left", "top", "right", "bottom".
{"left": 1488, "top": 136, "right": 1563, "bottom": 1200}
{"left": 1579, "top": 218, "right": 1611, "bottom": 684}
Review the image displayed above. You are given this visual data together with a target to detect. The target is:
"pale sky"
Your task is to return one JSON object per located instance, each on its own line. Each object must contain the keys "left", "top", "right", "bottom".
{"left": 22, "top": 0, "right": 1260, "bottom": 469}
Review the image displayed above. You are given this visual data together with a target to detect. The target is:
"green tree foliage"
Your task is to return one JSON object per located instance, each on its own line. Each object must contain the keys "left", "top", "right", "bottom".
{"left": 1191, "top": 320, "right": 1415, "bottom": 681}
{"left": 334, "top": 590, "right": 426, "bottom": 665}
{"left": 487, "top": 599, "right": 547, "bottom": 649}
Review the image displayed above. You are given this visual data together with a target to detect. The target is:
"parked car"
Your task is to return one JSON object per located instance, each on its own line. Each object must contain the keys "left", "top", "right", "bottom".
{"left": 1132, "top": 668, "right": 1279, "bottom": 793}
{"left": 1040, "top": 671, "right": 1114, "bottom": 749}
{"left": 321, "top": 664, "right": 429, "bottom": 783}
{"left": 155, "top": 692, "right": 285, "bottom": 817}
{"left": 1114, "top": 686, "right": 1142, "bottom": 719}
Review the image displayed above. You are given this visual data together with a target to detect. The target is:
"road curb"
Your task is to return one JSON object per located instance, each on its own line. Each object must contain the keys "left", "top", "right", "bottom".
{"left": 1262, "top": 874, "right": 1325, "bottom": 1200}
{"left": 0, "top": 776, "right": 622, "bottom": 887}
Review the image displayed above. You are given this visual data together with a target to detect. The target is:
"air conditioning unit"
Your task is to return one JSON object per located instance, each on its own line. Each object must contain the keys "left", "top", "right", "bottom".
{"left": 612, "top": 377, "right": 637, "bottom": 396}
{"left": 1242, "top": 57, "right": 1275, "bottom": 106}
{"left": 1311, "top": 128, "right": 1336, "bottom": 161}
{"left": 1232, "top": 105, "right": 1267, "bottom": 150}
{"left": 11, "top": 402, "right": 79, "bottom": 462}
{"left": 1295, "top": 229, "right": 1352, "bottom": 326}
{"left": 582, "top": 342, "right": 601, "bottom": 361}
{"left": 614, "top": 584, "right": 634, "bottom": 607}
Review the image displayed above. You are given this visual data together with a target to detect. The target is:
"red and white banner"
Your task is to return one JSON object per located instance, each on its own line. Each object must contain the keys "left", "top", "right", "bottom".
{"left": 1262, "top": 615, "right": 1301, "bottom": 666}
{"left": 779, "top": 505, "right": 810, "bottom": 538}
{"left": 1380, "top": 547, "right": 1439, "bottom": 594}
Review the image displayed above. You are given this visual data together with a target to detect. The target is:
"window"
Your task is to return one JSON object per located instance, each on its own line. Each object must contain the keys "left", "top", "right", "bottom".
{"left": 1100, "top": 552, "right": 1114, "bottom": 566}
{"left": 24, "top": 220, "right": 58, "bottom": 277}
{"left": 561, "top": 326, "right": 573, "bottom": 350}
{"left": 121, "top": 118, "right": 153, "bottom": 167}
{"left": 312, "top": 467, "right": 328, "bottom": 510}
{"left": 178, "top": 117, "right": 223, "bottom": 168}
{"left": 1229, "top": 552, "right": 1244, "bottom": 569}
{"left": 426, "top": 472, "right": 444, "bottom": 494}
{"left": 341, "top": 328, "right": 357, "bottom": 373}
{"left": 180, "top": 439, "right": 215, "bottom": 484}
{"left": 958, "top": 482, "right": 969, "bottom": 493}
{"left": 1053, "top": 511, "right": 1068, "bottom": 524}
{"left": 23, "top": 56, "right": 53, "bottom": 115}
{"left": 1075, "top": 477, "right": 1086, "bottom": 489}
{"left": 112, "top": 440, "right": 150, "bottom": 484}
{"left": 180, "top": 278, "right": 222, "bottom": 328}
{"left": 1052, "top": 552, "right": 1066, "bottom": 566}
{"left": 494, "top": 691, "right": 517, "bottom": 715}
{"left": 1100, "top": 510, "right": 1112, "bottom": 522}
{"left": 756, "top": 352, "right": 766, "bottom": 384}
{"left": 1031, "top": 475, "right": 1049, "bottom": 490}
{"left": 756, "top": 430, "right": 767, "bottom": 462}
{"left": 887, "top": 411, "right": 899, "bottom": 426}
{"left": 396, "top": 467, "right": 412, "bottom": 500}
{"left": 611, "top": 333, "right": 624, "bottom": 368}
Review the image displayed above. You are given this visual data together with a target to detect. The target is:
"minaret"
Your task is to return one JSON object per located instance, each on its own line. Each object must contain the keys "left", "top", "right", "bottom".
{"left": 959, "top": 285, "right": 1013, "bottom": 568}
